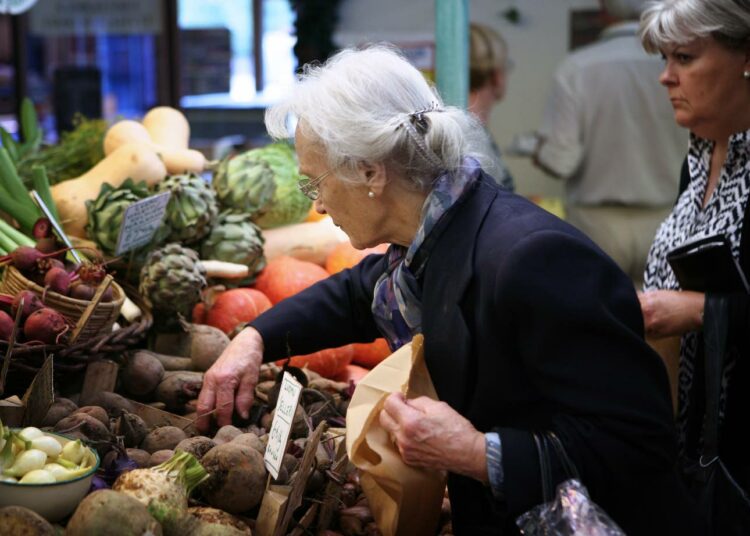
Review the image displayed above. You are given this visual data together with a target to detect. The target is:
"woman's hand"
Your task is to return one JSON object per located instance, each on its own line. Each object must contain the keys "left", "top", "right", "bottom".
{"left": 379, "top": 392, "right": 488, "bottom": 483}
{"left": 638, "top": 290, "right": 704, "bottom": 338}
{"left": 196, "top": 327, "right": 264, "bottom": 432}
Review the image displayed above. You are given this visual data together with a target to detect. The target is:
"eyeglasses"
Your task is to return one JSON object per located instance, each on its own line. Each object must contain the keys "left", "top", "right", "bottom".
{"left": 298, "top": 168, "right": 335, "bottom": 200}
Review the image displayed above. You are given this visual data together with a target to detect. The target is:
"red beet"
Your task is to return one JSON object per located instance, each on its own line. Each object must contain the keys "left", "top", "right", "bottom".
{"left": 23, "top": 307, "right": 68, "bottom": 344}
{"left": 32, "top": 218, "right": 53, "bottom": 240}
{"left": 12, "top": 290, "right": 44, "bottom": 321}
{"left": 69, "top": 282, "right": 96, "bottom": 301}
{"left": 0, "top": 310, "right": 13, "bottom": 341}
{"left": 36, "top": 257, "right": 65, "bottom": 275}
{"left": 44, "top": 266, "right": 73, "bottom": 295}
{"left": 10, "top": 246, "right": 45, "bottom": 272}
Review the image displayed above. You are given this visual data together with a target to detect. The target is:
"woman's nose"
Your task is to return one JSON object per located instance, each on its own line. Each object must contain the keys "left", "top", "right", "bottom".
{"left": 659, "top": 63, "right": 676, "bottom": 87}
{"left": 314, "top": 198, "right": 326, "bottom": 214}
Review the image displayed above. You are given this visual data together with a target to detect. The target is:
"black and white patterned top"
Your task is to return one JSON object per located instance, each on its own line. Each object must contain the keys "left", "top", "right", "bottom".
{"left": 643, "top": 128, "right": 750, "bottom": 450}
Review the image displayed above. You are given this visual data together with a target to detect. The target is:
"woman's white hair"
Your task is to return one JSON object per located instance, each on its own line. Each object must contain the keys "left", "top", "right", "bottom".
{"left": 640, "top": 0, "right": 750, "bottom": 53}
{"left": 265, "top": 44, "right": 492, "bottom": 189}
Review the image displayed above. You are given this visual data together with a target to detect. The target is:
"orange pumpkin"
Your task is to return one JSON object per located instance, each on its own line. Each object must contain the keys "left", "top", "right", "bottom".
{"left": 325, "top": 242, "right": 389, "bottom": 275}
{"left": 253, "top": 255, "right": 329, "bottom": 304}
{"left": 192, "top": 287, "right": 272, "bottom": 335}
{"left": 351, "top": 338, "right": 391, "bottom": 368}
{"left": 276, "top": 344, "right": 355, "bottom": 379}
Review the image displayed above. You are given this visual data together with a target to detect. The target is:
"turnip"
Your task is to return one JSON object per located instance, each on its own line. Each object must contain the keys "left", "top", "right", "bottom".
{"left": 23, "top": 307, "right": 68, "bottom": 344}
{"left": 66, "top": 489, "right": 164, "bottom": 536}
{"left": 113, "top": 450, "right": 208, "bottom": 531}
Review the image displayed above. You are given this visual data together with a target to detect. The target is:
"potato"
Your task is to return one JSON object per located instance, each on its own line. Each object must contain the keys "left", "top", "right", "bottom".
{"left": 140, "top": 426, "right": 187, "bottom": 453}
{"left": 201, "top": 443, "right": 267, "bottom": 513}
{"left": 66, "top": 489, "right": 163, "bottom": 536}
{"left": 175, "top": 436, "right": 216, "bottom": 460}
{"left": 0, "top": 506, "right": 56, "bottom": 535}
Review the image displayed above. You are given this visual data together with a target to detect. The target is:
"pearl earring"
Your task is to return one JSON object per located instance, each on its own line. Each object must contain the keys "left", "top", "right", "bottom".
{"left": 368, "top": 191, "right": 375, "bottom": 199}
{"left": 744, "top": 71, "right": 750, "bottom": 79}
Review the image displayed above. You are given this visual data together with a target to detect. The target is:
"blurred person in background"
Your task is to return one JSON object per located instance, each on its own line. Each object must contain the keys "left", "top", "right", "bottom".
{"left": 469, "top": 23, "right": 515, "bottom": 191}
{"left": 533, "top": 0, "right": 687, "bottom": 287}
{"left": 639, "top": 1, "right": 750, "bottom": 531}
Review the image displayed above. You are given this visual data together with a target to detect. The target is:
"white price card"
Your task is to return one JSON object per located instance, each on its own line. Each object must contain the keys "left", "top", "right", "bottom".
{"left": 263, "top": 372, "right": 303, "bottom": 480}
{"left": 115, "top": 192, "right": 171, "bottom": 256}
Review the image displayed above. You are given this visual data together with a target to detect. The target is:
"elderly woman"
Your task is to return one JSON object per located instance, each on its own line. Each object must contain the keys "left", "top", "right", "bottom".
{"left": 197, "top": 46, "right": 701, "bottom": 534}
{"left": 639, "top": 0, "right": 750, "bottom": 530}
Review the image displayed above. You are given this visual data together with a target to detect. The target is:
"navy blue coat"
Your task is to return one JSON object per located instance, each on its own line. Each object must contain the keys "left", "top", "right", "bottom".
{"left": 252, "top": 173, "right": 704, "bottom": 535}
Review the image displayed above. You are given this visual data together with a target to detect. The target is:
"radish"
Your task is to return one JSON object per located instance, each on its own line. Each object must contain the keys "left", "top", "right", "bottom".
{"left": 113, "top": 450, "right": 208, "bottom": 531}
{"left": 23, "top": 308, "right": 68, "bottom": 344}
{"left": 11, "top": 290, "right": 44, "bottom": 321}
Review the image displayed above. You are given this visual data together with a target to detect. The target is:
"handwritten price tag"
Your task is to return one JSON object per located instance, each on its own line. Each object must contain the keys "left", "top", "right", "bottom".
{"left": 264, "top": 372, "right": 303, "bottom": 480}
{"left": 115, "top": 192, "right": 170, "bottom": 256}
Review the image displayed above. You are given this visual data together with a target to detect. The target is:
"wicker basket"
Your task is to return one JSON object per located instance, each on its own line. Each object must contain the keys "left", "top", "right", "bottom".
{"left": 0, "top": 265, "right": 125, "bottom": 344}
{"left": 0, "top": 282, "right": 152, "bottom": 396}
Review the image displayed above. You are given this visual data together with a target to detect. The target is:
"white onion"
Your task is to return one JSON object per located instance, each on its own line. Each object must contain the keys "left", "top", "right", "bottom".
{"left": 19, "top": 469, "right": 56, "bottom": 484}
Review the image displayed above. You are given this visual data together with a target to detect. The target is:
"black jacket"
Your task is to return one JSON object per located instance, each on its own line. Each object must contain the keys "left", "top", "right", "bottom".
{"left": 252, "top": 173, "right": 705, "bottom": 535}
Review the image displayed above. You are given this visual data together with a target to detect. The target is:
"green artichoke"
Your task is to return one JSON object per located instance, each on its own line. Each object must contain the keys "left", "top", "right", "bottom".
{"left": 200, "top": 212, "right": 266, "bottom": 281}
{"left": 85, "top": 179, "right": 151, "bottom": 255}
{"left": 139, "top": 243, "right": 207, "bottom": 317}
{"left": 156, "top": 173, "right": 219, "bottom": 244}
{"left": 212, "top": 154, "right": 276, "bottom": 217}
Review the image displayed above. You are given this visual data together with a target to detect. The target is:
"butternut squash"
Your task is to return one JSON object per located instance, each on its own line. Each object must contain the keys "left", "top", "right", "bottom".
{"left": 104, "top": 118, "right": 206, "bottom": 175}
{"left": 261, "top": 217, "right": 349, "bottom": 266}
{"left": 142, "top": 106, "right": 190, "bottom": 150}
{"left": 51, "top": 142, "right": 167, "bottom": 238}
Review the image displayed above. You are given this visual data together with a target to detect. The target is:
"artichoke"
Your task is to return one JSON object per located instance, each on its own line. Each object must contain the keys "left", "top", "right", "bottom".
{"left": 85, "top": 179, "right": 151, "bottom": 255}
{"left": 139, "top": 243, "right": 207, "bottom": 317}
{"left": 213, "top": 154, "right": 276, "bottom": 217}
{"left": 200, "top": 212, "right": 266, "bottom": 281}
{"left": 156, "top": 173, "right": 219, "bottom": 244}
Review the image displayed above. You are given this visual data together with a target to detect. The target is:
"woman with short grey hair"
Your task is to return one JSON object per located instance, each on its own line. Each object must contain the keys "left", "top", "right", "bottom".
{"left": 639, "top": 1, "right": 750, "bottom": 533}
{"left": 199, "top": 45, "right": 701, "bottom": 534}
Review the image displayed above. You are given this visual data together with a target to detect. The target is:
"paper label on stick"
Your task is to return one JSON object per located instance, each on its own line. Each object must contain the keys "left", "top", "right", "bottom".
{"left": 115, "top": 192, "right": 170, "bottom": 256}
{"left": 264, "top": 372, "right": 303, "bottom": 480}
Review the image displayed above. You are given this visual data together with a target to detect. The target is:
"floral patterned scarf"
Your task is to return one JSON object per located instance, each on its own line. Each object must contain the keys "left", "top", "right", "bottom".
{"left": 371, "top": 157, "right": 481, "bottom": 350}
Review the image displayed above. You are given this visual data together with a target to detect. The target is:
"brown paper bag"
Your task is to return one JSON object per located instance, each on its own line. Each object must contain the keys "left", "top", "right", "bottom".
{"left": 346, "top": 335, "right": 447, "bottom": 536}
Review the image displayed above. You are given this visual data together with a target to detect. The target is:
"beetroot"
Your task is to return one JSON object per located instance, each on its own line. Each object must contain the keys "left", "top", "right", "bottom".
{"left": 35, "top": 236, "right": 59, "bottom": 255}
{"left": 11, "top": 290, "right": 44, "bottom": 321}
{"left": 69, "top": 282, "right": 96, "bottom": 301}
{"left": 0, "top": 310, "right": 13, "bottom": 341}
{"left": 9, "top": 246, "right": 45, "bottom": 272}
{"left": 23, "top": 307, "right": 68, "bottom": 344}
{"left": 32, "top": 217, "right": 53, "bottom": 239}
{"left": 44, "top": 266, "right": 73, "bottom": 295}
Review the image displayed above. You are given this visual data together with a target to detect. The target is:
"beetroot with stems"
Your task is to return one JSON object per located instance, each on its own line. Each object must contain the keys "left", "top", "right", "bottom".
{"left": 0, "top": 310, "right": 13, "bottom": 341}
{"left": 7, "top": 246, "right": 44, "bottom": 272}
{"left": 11, "top": 290, "right": 44, "bottom": 320}
{"left": 23, "top": 307, "right": 68, "bottom": 344}
{"left": 44, "top": 266, "right": 73, "bottom": 295}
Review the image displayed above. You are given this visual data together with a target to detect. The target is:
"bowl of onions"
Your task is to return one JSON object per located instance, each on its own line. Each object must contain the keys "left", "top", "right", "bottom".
{"left": 0, "top": 422, "right": 100, "bottom": 522}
